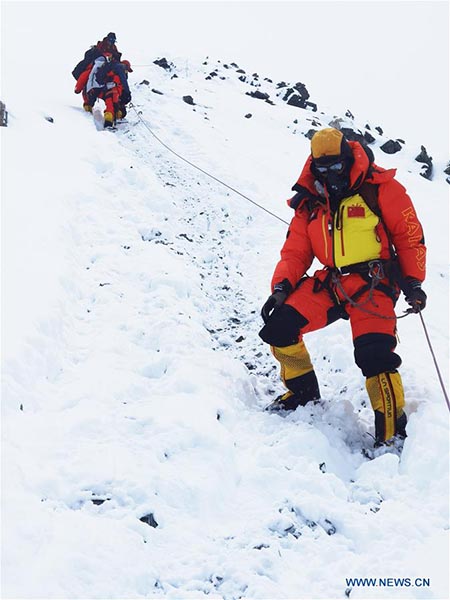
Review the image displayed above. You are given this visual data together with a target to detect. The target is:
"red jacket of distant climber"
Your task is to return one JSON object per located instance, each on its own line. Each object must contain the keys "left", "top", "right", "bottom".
{"left": 75, "top": 63, "right": 123, "bottom": 97}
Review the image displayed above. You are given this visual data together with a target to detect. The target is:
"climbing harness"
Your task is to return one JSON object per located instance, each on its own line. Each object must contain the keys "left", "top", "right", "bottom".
{"left": 330, "top": 260, "right": 410, "bottom": 320}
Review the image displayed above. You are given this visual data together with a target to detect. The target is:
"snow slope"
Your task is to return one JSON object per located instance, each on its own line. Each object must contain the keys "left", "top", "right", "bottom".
{"left": 2, "top": 55, "right": 449, "bottom": 599}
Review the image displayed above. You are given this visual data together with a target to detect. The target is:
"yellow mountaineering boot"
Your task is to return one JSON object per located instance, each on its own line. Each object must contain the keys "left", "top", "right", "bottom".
{"left": 366, "top": 371, "right": 407, "bottom": 445}
{"left": 83, "top": 103, "right": 92, "bottom": 113}
{"left": 103, "top": 111, "right": 114, "bottom": 128}
{"left": 266, "top": 341, "right": 320, "bottom": 412}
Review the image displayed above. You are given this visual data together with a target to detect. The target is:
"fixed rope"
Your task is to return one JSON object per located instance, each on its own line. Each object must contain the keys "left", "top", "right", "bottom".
{"left": 129, "top": 103, "right": 289, "bottom": 226}
{"left": 418, "top": 312, "right": 450, "bottom": 411}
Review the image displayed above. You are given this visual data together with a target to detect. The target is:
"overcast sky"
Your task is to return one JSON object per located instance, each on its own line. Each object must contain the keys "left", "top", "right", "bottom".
{"left": 2, "top": 1, "right": 448, "bottom": 157}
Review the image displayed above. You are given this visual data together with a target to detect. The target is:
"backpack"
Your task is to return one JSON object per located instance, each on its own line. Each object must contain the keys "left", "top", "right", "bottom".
{"left": 357, "top": 181, "right": 413, "bottom": 291}
{"left": 94, "top": 60, "right": 111, "bottom": 86}
{"left": 72, "top": 46, "right": 101, "bottom": 80}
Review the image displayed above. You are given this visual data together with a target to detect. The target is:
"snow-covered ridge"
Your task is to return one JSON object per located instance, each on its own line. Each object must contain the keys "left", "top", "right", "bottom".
{"left": 2, "top": 52, "right": 449, "bottom": 600}
{"left": 138, "top": 55, "right": 448, "bottom": 182}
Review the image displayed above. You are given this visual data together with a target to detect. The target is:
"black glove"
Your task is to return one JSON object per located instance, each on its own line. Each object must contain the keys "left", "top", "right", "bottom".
{"left": 261, "top": 279, "right": 292, "bottom": 324}
{"left": 121, "top": 91, "right": 131, "bottom": 104}
{"left": 403, "top": 278, "right": 427, "bottom": 313}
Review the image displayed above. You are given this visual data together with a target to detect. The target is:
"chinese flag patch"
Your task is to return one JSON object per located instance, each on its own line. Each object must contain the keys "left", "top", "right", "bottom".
{"left": 348, "top": 205, "right": 365, "bottom": 218}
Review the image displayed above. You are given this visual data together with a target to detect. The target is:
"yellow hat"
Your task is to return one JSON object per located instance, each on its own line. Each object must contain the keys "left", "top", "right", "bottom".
{"left": 311, "top": 128, "right": 345, "bottom": 160}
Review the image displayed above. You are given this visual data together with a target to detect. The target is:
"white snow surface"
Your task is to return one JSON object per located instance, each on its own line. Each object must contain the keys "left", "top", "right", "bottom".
{"left": 2, "top": 51, "right": 450, "bottom": 600}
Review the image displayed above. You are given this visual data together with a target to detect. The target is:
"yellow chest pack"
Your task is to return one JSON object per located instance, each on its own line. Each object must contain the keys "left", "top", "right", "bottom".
{"left": 332, "top": 194, "right": 382, "bottom": 267}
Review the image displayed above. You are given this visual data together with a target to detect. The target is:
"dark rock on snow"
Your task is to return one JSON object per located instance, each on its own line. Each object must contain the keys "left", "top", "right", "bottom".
{"left": 340, "top": 127, "right": 366, "bottom": 144}
{"left": 91, "top": 497, "right": 108, "bottom": 506}
{"left": 380, "top": 139, "right": 402, "bottom": 154}
{"left": 305, "top": 129, "right": 318, "bottom": 140}
{"left": 283, "top": 83, "right": 317, "bottom": 111}
{"left": 287, "top": 95, "right": 308, "bottom": 108}
{"left": 140, "top": 513, "right": 159, "bottom": 528}
{"left": 182, "top": 95, "right": 196, "bottom": 105}
{"left": 415, "top": 145, "right": 433, "bottom": 180}
{"left": 246, "top": 90, "right": 270, "bottom": 101}
{"left": 153, "top": 57, "right": 173, "bottom": 71}
{"left": 285, "top": 82, "right": 310, "bottom": 100}
{"left": 0, "top": 101, "right": 8, "bottom": 127}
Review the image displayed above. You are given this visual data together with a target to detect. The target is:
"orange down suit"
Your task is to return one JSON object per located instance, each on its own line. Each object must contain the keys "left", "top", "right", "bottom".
{"left": 260, "top": 141, "right": 426, "bottom": 377}
{"left": 259, "top": 139, "right": 426, "bottom": 442}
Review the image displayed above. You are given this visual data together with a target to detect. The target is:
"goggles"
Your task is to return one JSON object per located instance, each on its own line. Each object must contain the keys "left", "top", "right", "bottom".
{"left": 315, "top": 161, "right": 345, "bottom": 174}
